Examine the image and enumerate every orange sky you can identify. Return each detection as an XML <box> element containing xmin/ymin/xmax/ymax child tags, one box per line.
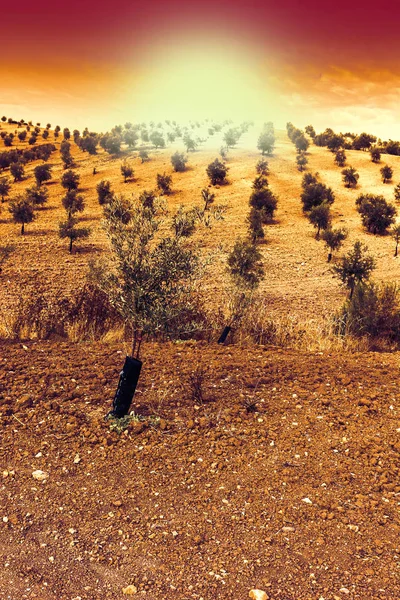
<box><xmin>2</xmin><ymin>0</ymin><xmax>400</xmax><ymax>137</ymax></box>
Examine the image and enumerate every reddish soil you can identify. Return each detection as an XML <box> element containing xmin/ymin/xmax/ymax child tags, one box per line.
<box><xmin>1</xmin><ymin>339</ymin><xmax>399</xmax><ymax>599</ymax></box>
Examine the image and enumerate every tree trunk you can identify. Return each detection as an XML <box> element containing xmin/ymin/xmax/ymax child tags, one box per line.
<box><xmin>218</xmin><ymin>326</ymin><xmax>232</xmax><ymax>344</ymax></box>
<box><xmin>69</xmin><ymin>237</ymin><xmax>73</xmax><ymax>252</ymax></box>
<box><xmin>327</xmin><ymin>252</ymin><xmax>332</xmax><ymax>263</ymax></box>
<box><xmin>350</xmin><ymin>285</ymin><xmax>354</xmax><ymax>299</ymax></box>
<box><xmin>21</xmin><ymin>223</ymin><xmax>24</xmax><ymax>235</ymax></box>
<box><xmin>395</xmin><ymin>242</ymin><xmax>398</xmax><ymax>258</ymax></box>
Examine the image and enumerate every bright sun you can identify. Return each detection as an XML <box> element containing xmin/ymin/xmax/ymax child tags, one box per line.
<box><xmin>127</xmin><ymin>40</ymin><xmax>276</xmax><ymax>123</ymax></box>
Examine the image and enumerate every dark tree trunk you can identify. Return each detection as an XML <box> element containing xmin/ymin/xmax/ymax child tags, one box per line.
<box><xmin>109</xmin><ymin>356</ymin><xmax>143</xmax><ymax>418</ymax></box>
<box><xmin>327</xmin><ymin>252</ymin><xmax>332</xmax><ymax>263</ymax></box>
<box><xmin>395</xmin><ymin>242</ymin><xmax>398</xmax><ymax>257</ymax></box>
<box><xmin>21</xmin><ymin>223</ymin><xmax>24</xmax><ymax>235</ymax></box>
<box><xmin>218</xmin><ymin>326</ymin><xmax>231</xmax><ymax>344</ymax></box>
<box><xmin>69</xmin><ymin>237</ymin><xmax>73</xmax><ymax>252</ymax></box>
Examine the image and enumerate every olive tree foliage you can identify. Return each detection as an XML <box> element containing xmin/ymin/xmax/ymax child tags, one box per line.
<box><xmin>10</xmin><ymin>162</ymin><xmax>24</xmax><ymax>182</ymax></box>
<box><xmin>342</xmin><ymin>166</ymin><xmax>359</xmax><ymax>188</ymax></box>
<box><xmin>8</xmin><ymin>196</ymin><xmax>35</xmax><ymax>234</ymax></box>
<box><xmin>61</xmin><ymin>169</ymin><xmax>80</xmax><ymax>191</ymax></box>
<box><xmin>334</xmin><ymin>150</ymin><xmax>346</xmax><ymax>167</ymax></box>
<box><xmin>370</xmin><ymin>147</ymin><xmax>381</xmax><ymax>163</ymax></box>
<box><xmin>257</xmin><ymin>125</ymin><xmax>275</xmax><ymax>155</ymax></box>
<box><xmin>171</xmin><ymin>151</ymin><xmax>188</xmax><ymax>172</ymax></box>
<box><xmin>0</xmin><ymin>177</ymin><xmax>10</xmax><ymax>201</ymax></box>
<box><xmin>392</xmin><ymin>224</ymin><xmax>400</xmax><ymax>257</ymax></box>
<box><xmin>34</xmin><ymin>163</ymin><xmax>52</xmax><ymax>185</ymax></box>
<box><xmin>256</xmin><ymin>159</ymin><xmax>269</xmax><ymax>175</ymax></box>
<box><xmin>321</xmin><ymin>227</ymin><xmax>348</xmax><ymax>262</ymax></box>
<box><xmin>394</xmin><ymin>184</ymin><xmax>400</xmax><ymax>203</ymax></box>
<box><xmin>381</xmin><ymin>164</ymin><xmax>393</xmax><ymax>183</ymax></box>
<box><xmin>333</xmin><ymin>241</ymin><xmax>375</xmax><ymax>298</ymax></box>
<box><xmin>356</xmin><ymin>194</ymin><xmax>397</xmax><ymax>234</ymax></box>
<box><xmin>26</xmin><ymin>185</ymin><xmax>49</xmax><ymax>208</ymax></box>
<box><xmin>97</xmin><ymin>179</ymin><xmax>113</xmax><ymax>205</ymax></box>
<box><xmin>301</xmin><ymin>173</ymin><xmax>335</xmax><ymax>212</ymax></box>
<box><xmin>308</xmin><ymin>202</ymin><xmax>331</xmax><ymax>239</ymax></box>
<box><xmin>121</xmin><ymin>160</ymin><xmax>134</xmax><ymax>182</ymax></box>
<box><xmin>206</xmin><ymin>159</ymin><xmax>228</xmax><ymax>185</ymax></box>
<box><xmin>59</xmin><ymin>217</ymin><xmax>90</xmax><ymax>253</ymax></box>
<box><xmin>88</xmin><ymin>201</ymin><xmax>200</xmax><ymax>356</ymax></box>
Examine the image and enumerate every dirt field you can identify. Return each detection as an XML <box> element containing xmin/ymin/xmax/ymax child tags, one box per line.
<box><xmin>1</xmin><ymin>339</ymin><xmax>400</xmax><ymax>600</ymax></box>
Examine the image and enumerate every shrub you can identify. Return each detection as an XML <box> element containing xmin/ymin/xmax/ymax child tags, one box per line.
<box><xmin>26</xmin><ymin>185</ymin><xmax>49</xmax><ymax>208</ymax></box>
<box><xmin>0</xmin><ymin>177</ymin><xmax>10</xmax><ymax>201</ymax></box>
<box><xmin>139</xmin><ymin>190</ymin><xmax>157</xmax><ymax>212</ymax></box>
<box><xmin>249</xmin><ymin>187</ymin><xmax>278</xmax><ymax>222</ymax></box>
<box><xmin>171</xmin><ymin>206</ymin><xmax>198</xmax><ymax>238</ymax></box>
<box><xmin>206</xmin><ymin>159</ymin><xmax>228</xmax><ymax>185</ymax></box>
<box><xmin>335</xmin><ymin>282</ymin><xmax>400</xmax><ymax>342</ymax></box>
<box><xmin>308</xmin><ymin>202</ymin><xmax>331</xmax><ymax>239</ymax></box>
<box><xmin>61</xmin><ymin>169</ymin><xmax>80</xmax><ymax>191</ymax></box>
<box><xmin>34</xmin><ymin>163</ymin><xmax>52</xmax><ymax>185</ymax></box>
<box><xmin>59</xmin><ymin>217</ymin><xmax>90</xmax><ymax>252</ymax></box>
<box><xmin>8</xmin><ymin>196</ymin><xmax>35</xmax><ymax>234</ymax></box>
<box><xmin>139</xmin><ymin>149</ymin><xmax>149</xmax><ymax>163</ymax></box>
<box><xmin>334</xmin><ymin>150</ymin><xmax>346</xmax><ymax>167</ymax></box>
<box><xmin>171</xmin><ymin>151</ymin><xmax>188</xmax><ymax>172</ymax></box>
<box><xmin>227</xmin><ymin>238</ymin><xmax>265</xmax><ymax>289</ymax></box>
<box><xmin>256</xmin><ymin>159</ymin><xmax>269</xmax><ymax>175</ymax></box>
<box><xmin>62</xmin><ymin>190</ymin><xmax>85</xmax><ymax>216</ymax></box>
<box><xmin>356</xmin><ymin>194</ymin><xmax>397</xmax><ymax>234</ymax></box>
<box><xmin>103</xmin><ymin>194</ymin><xmax>133</xmax><ymax>225</ymax></box>
<box><xmin>370</xmin><ymin>147</ymin><xmax>381</xmax><ymax>163</ymax></box>
<box><xmin>156</xmin><ymin>172</ymin><xmax>172</xmax><ymax>195</ymax></box>
<box><xmin>296</xmin><ymin>153</ymin><xmax>308</xmax><ymax>171</ymax></box>
<box><xmin>333</xmin><ymin>241</ymin><xmax>375</xmax><ymax>297</ymax></box>
<box><xmin>342</xmin><ymin>166</ymin><xmax>359</xmax><ymax>188</ymax></box>
<box><xmin>121</xmin><ymin>160</ymin><xmax>134</xmax><ymax>182</ymax></box>
<box><xmin>247</xmin><ymin>207</ymin><xmax>265</xmax><ymax>243</ymax></box>
<box><xmin>10</xmin><ymin>162</ymin><xmax>24</xmax><ymax>182</ymax></box>
<box><xmin>252</xmin><ymin>174</ymin><xmax>269</xmax><ymax>190</ymax></box>
<box><xmin>201</xmin><ymin>188</ymin><xmax>215</xmax><ymax>211</ymax></box>
<box><xmin>321</xmin><ymin>227</ymin><xmax>348</xmax><ymax>262</ymax></box>
<box><xmin>381</xmin><ymin>164</ymin><xmax>393</xmax><ymax>183</ymax></box>
<box><xmin>97</xmin><ymin>179</ymin><xmax>113</xmax><ymax>205</ymax></box>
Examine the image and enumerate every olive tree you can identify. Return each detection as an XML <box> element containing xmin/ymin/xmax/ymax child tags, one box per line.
<box><xmin>206</xmin><ymin>159</ymin><xmax>228</xmax><ymax>185</ymax></box>
<box><xmin>9</xmin><ymin>196</ymin><xmax>35</xmax><ymax>234</ymax></box>
<box><xmin>334</xmin><ymin>241</ymin><xmax>375</xmax><ymax>298</ymax></box>
<box><xmin>356</xmin><ymin>194</ymin><xmax>397</xmax><ymax>234</ymax></box>
<box><xmin>34</xmin><ymin>163</ymin><xmax>52</xmax><ymax>185</ymax></box>
<box><xmin>308</xmin><ymin>202</ymin><xmax>331</xmax><ymax>239</ymax></box>
<box><xmin>342</xmin><ymin>167</ymin><xmax>359</xmax><ymax>188</ymax></box>
<box><xmin>0</xmin><ymin>177</ymin><xmax>10</xmax><ymax>201</ymax></box>
<box><xmin>321</xmin><ymin>227</ymin><xmax>348</xmax><ymax>262</ymax></box>
<box><xmin>59</xmin><ymin>217</ymin><xmax>90</xmax><ymax>252</ymax></box>
<box><xmin>381</xmin><ymin>165</ymin><xmax>393</xmax><ymax>183</ymax></box>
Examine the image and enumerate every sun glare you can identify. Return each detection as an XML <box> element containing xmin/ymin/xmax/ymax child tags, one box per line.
<box><xmin>126</xmin><ymin>41</ymin><xmax>276</xmax><ymax>123</ymax></box>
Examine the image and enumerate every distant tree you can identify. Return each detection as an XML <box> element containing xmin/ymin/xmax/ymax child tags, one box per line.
<box><xmin>356</xmin><ymin>193</ymin><xmax>397</xmax><ymax>234</ymax></box>
<box><xmin>167</xmin><ymin>132</ymin><xmax>176</xmax><ymax>144</ymax></box>
<box><xmin>305</xmin><ymin>125</ymin><xmax>316</xmax><ymax>138</ymax></box>
<box><xmin>63</xmin><ymin>128</ymin><xmax>71</xmax><ymax>140</ymax></box>
<box><xmin>256</xmin><ymin>159</ymin><xmax>269</xmax><ymax>175</ymax></box>
<box><xmin>26</xmin><ymin>185</ymin><xmax>49</xmax><ymax>208</ymax></box>
<box><xmin>10</xmin><ymin>162</ymin><xmax>24</xmax><ymax>182</ymax></box>
<box><xmin>3</xmin><ymin>136</ymin><xmax>12</xmax><ymax>147</ymax></box>
<box><xmin>223</xmin><ymin>128</ymin><xmax>240</xmax><ymax>148</ymax></box>
<box><xmin>60</xmin><ymin>140</ymin><xmax>74</xmax><ymax>168</ymax></box>
<box><xmin>321</xmin><ymin>227</ymin><xmax>348</xmax><ymax>262</ymax></box>
<box><xmin>308</xmin><ymin>202</ymin><xmax>331</xmax><ymax>239</ymax></box>
<box><xmin>301</xmin><ymin>179</ymin><xmax>335</xmax><ymax>212</ymax></box>
<box><xmin>79</xmin><ymin>135</ymin><xmax>98</xmax><ymax>155</ymax></box>
<box><xmin>141</xmin><ymin>129</ymin><xmax>149</xmax><ymax>143</ymax></box>
<box><xmin>342</xmin><ymin>166</ymin><xmax>359</xmax><ymax>188</ymax></box>
<box><xmin>183</xmin><ymin>134</ymin><xmax>197</xmax><ymax>152</ymax></box>
<box><xmin>61</xmin><ymin>169</ymin><xmax>80</xmax><ymax>191</ymax></box>
<box><xmin>8</xmin><ymin>196</ymin><xmax>35</xmax><ymax>234</ymax></box>
<box><xmin>1</xmin><ymin>116</ymin><xmax>6</xmax><ymax>122</ymax></box>
<box><xmin>156</xmin><ymin>172</ymin><xmax>172</xmax><ymax>195</ymax></box>
<box><xmin>370</xmin><ymin>147</ymin><xmax>381</xmax><ymax>163</ymax></box>
<box><xmin>206</xmin><ymin>158</ymin><xmax>228</xmax><ymax>185</ymax></box>
<box><xmin>62</xmin><ymin>189</ymin><xmax>85</xmax><ymax>216</ymax></box>
<box><xmin>334</xmin><ymin>241</ymin><xmax>375</xmax><ymax>297</ymax></box>
<box><xmin>247</xmin><ymin>207</ymin><xmax>265</xmax><ymax>243</ymax></box>
<box><xmin>18</xmin><ymin>131</ymin><xmax>27</xmax><ymax>142</ymax></box>
<box><xmin>105</xmin><ymin>135</ymin><xmax>122</xmax><ymax>155</ymax></box>
<box><xmin>327</xmin><ymin>134</ymin><xmax>344</xmax><ymax>153</ymax></box>
<box><xmin>294</xmin><ymin>134</ymin><xmax>309</xmax><ymax>154</ymax></box>
<box><xmin>334</xmin><ymin>149</ymin><xmax>346</xmax><ymax>167</ymax></box>
<box><xmin>28</xmin><ymin>135</ymin><xmax>37</xmax><ymax>145</ymax></box>
<box><xmin>42</xmin><ymin>130</ymin><xmax>49</xmax><ymax>140</ymax></box>
<box><xmin>59</xmin><ymin>216</ymin><xmax>90</xmax><ymax>252</ymax></box>
<box><xmin>34</xmin><ymin>163</ymin><xmax>52</xmax><ymax>185</ymax></box>
<box><xmin>171</xmin><ymin>151</ymin><xmax>188</xmax><ymax>172</ymax></box>
<box><xmin>394</xmin><ymin>183</ymin><xmax>400</xmax><ymax>203</ymax></box>
<box><xmin>381</xmin><ymin>164</ymin><xmax>393</xmax><ymax>183</ymax></box>
<box><xmin>0</xmin><ymin>177</ymin><xmax>10</xmax><ymax>201</ymax></box>
<box><xmin>352</xmin><ymin>133</ymin><xmax>376</xmax><ymax>151</ymax></box>
<box><xmin>96</xmin><ymin>179</ymin><xmax>113</xmax><ymax>205</ymax></box>
<box><xmin>257</xmin><ymin>129</ymin><xmax>275</xmax><ymax>155</ymax></box>
<box><xmin>139</xmin><ymin>149</ymin><xmax>149</xmax><ymax>163</ymax></box>
<box><xmin>296</xmin><ymin>153</ymin><xmax>308</xmax><ymax>171</ymax></box>
<box><xmin>149</xmin><ymin>131</ymin><xmax>166</xmax><ymax>149</ymax></box>
<box><xmin>124</xmin><ymin>129</ymin><xmax>138</xmax><ymax>148</ymax></box>
<box><xmin>54</xmin><ymin>125</ymin><xmax>61</xmax><ymax>134</ymax></box>
<box><xmin>392</xmin><ymin>224</ymin><xmax>400</xmax><ymax>257</ymax></box>
<box><xmin>201</xmin><ymin>188</ymin><xmax>215</xmax><ymax>211</ymax></box>
<box><xmin>121</xmin><ymin>160</ymin><xmax>134</xmax><ymax>182</ymax></box>
<box><xmin>249</xmin><ymin>187</ymin><xmax>278</xmax><ymax>222</ymax></box>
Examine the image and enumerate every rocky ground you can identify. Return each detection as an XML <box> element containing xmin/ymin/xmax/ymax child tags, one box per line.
<box><xmin>1</xmin><ymin>339</ymin><xmax>399</xmax><ymax>599</ymax></box>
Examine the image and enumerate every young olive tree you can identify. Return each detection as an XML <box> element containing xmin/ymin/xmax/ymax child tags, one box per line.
<box><xmin>334</xmin><ymin>241</ymin><xmax>375</xmax><ymax>298</ymax></box>
<box><xmin>381</xmin><ymin>165</ymin><xmax>393</xmax><ymax>183</ymax></box>
<box><xmin>9</xmin><ymin>196</ymin><xmax>35</xmax><ymax>234</ymax></box>
<box><xmin>59</xmin><ymin>217</ymin><xmax>90</xmax><ymax>252</ymax></box>
<box><xmin>321</xmin><ymin>227</ymin><xmax>348</xmax><ymax>262</ymax></box>
<box><xmin>0</xmin><ymin>177</ymin><xmax>10</xmax><ymax>201</ymax></box>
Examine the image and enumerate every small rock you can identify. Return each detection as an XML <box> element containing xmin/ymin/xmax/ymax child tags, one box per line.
<box><xmin>302</xmin><ymin>497</ymin><xmax>312</xmax><ymax>504</ymax></box>
<box><xmin>32</xmin><ymin>470</ymin><xmax>49</xmax><ymax>481</ymax></box>
<box><xmin>339</xmin><ymin>588</ymin><xmax>350</xmax><ymax>595</ymax></box>
<box><xmin>249</xmin><ymin>590</ymin><xmax>268</xmax><ymax>600</ymax></box>
<box><xmin>122</xmin><ymin>584</ymin><xmax>137</xmax><ymax>595</ymax></box>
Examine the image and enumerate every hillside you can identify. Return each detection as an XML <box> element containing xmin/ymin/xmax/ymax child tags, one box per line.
<box><xmin>1</xmin><ymin>122</ymin><xmax>400</xmax><ymax>339</ymax></box>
